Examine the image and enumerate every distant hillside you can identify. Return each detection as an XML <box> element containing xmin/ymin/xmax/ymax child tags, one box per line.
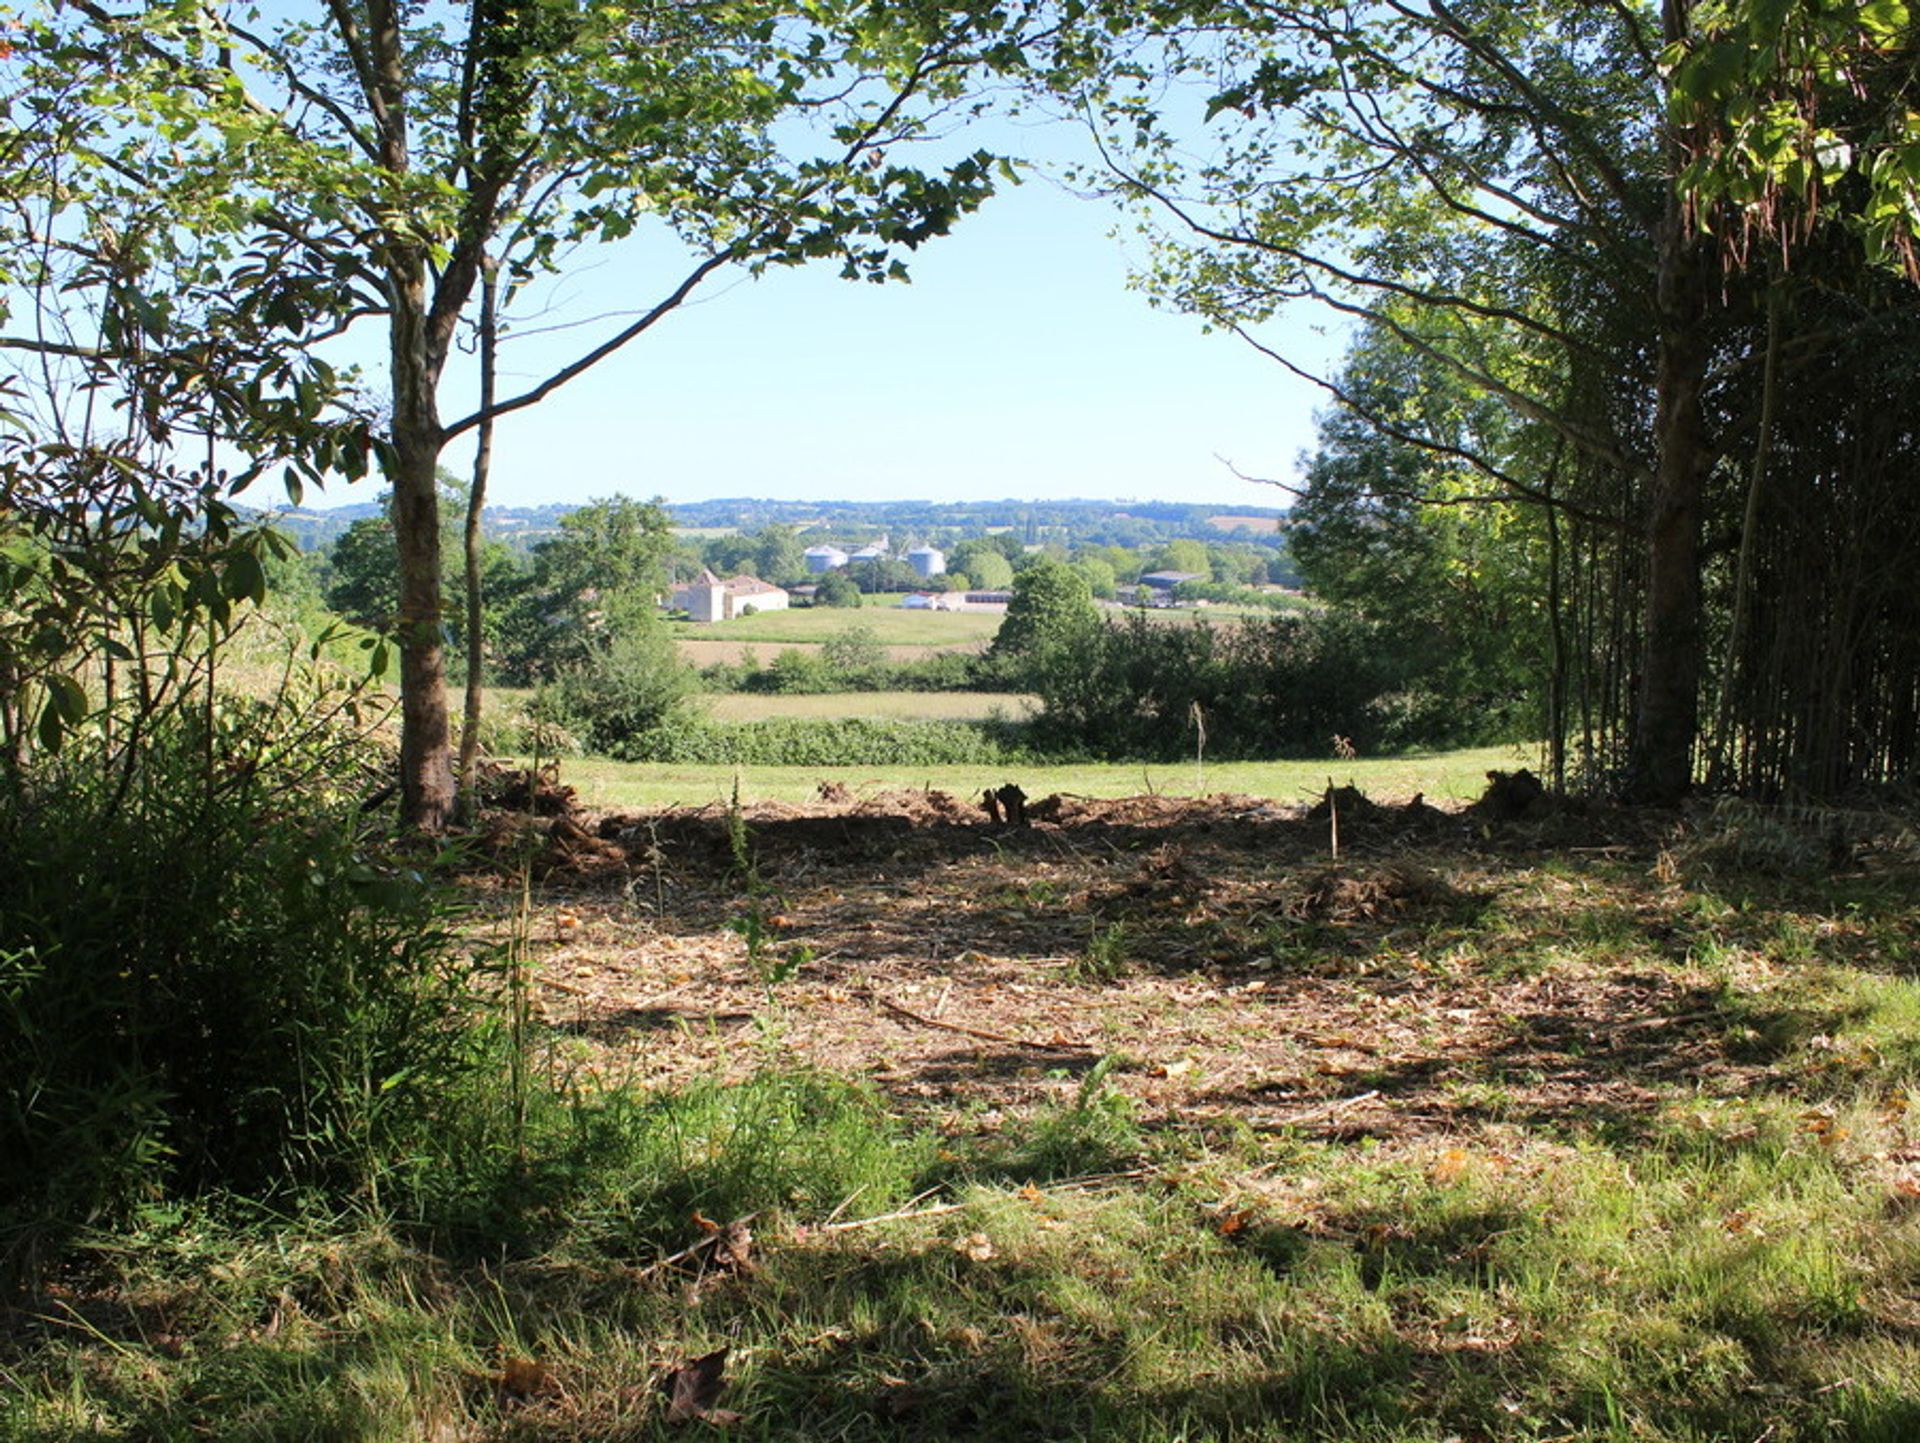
<box><xmin>264</xmin><ymin>502</ymin><xmax>577</xmax><ymax>552</ymax></box>
<box><xmin>265</xmin><ymin>496</ymin><xmax>1291</xmax><ymax>553</ymax></box>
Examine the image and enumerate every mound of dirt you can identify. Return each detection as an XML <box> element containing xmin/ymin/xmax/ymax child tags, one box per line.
<box><xmin>1289</xmin><ymin>863</ymin><xmax>1459</xmax><ymax>921</ymax></box>
<box><xmin>1089</xmin><ymin>843</ymin><xmax>1215</xmax><ymax>917</ymax></box>
<box><xmin>1470</xmin><ymin>768</ymin><xmax>1550</xmax><ymax>822</ymax></box>
<box><xmin>1307</xmin><ymin>782</ymin><xmax>1381</xmax><ymax>823</ymax></box>
<box><xmin>475</xmin><ymin>761</ymin><xmax>578</xmax><ymax>817</ymax></box>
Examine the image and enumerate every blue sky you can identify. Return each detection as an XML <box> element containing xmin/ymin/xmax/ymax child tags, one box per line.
<box><xmin>331</xmin><ymin>135</ymin><xmax>1343</xmax><ymax>514</ymax></box>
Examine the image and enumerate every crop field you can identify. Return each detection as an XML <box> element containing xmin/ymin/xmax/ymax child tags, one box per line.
<box><xmin>675</xmin><ymin>638</ymin><xmax>961</xmax><ymax>666</ymax></box>
<box><xmin>668</xmin><ymin>605</ymin><xmax>1003</xmax><ymax>648</ymax></box>
<box><xmin>1205</xmin><ymin>513</ymin><xmax>1285</xmax><ymax>532</ymax></box>
<box><xmin>699</xmin><ymin>690</ymin><xmax>1035</xmax><ymax>723</ymax></box>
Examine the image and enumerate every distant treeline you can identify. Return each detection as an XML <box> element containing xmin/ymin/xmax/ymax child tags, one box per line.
<box><xmin>262</xmin><ymin>494</ymin><xmax>1293</xmax><ymax>558</ymax></box>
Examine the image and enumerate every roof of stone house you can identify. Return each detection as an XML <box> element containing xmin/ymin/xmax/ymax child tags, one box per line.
<box><xmin>723</xmin><ymin>575</ymin><xmax>786</xmax><ymax>595</ymax></box>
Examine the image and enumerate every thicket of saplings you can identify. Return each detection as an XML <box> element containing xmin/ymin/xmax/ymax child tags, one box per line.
<box><xmin>521</xmin><ymin>607</ymin><xmax>1526</xmax><ymax>768</ymax></box>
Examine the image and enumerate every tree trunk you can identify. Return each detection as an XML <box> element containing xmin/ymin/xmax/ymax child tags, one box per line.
<box><xmin>389</xmin><ymin>255</ymin><xmax>455</xmax><ymax>831</ymax></box>
<box><xmin>1629</xmin><ymin>0</ymin><xmax>1713</xmax><ymax>804</ymax></box>
<box><xmin>1629</xmin><ymin>198</ymin><xmax>1711</xmax><ymax>803</ymax></box>
<box><xmin>456</xmin><ymin>259</ymin><xmax>499</xmax><ymax>823</ymax></box>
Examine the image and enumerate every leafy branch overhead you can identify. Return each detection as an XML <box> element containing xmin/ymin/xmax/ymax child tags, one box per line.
<box><xmin>2</xmin><ymin>0</ymin><xmax>1069</xmax><ymax>826</ymax></box>
<box><xmin>1665</xmin><ymin>0</ymin><xmax>1920</xmax><ymax>278</ymax></box>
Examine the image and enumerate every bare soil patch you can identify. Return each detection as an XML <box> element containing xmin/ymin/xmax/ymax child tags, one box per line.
<box><xmin>471</xmin><ymin>775</ymin><xmax>1865</xmax><ymax>1155</ymax></box>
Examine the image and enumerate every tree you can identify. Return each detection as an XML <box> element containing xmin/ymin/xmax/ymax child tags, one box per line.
<box><xmin>1082</xmin><ymin>0</ymin><xmax>1920</xmax><ymax>798</ymax></box>
<box><xmin>31</xmin><ymin>0</ymin><xmax>1059</xmax><ymax>828</ymax></box>
<box><xmin>991</xmin><ymin>556</ymin><xmax>1100</xmax><ymax>681</ymax></box>
<box><xmin>1668</xmin><ymin>0</ymin><xmax>1920</xmax><ymax>281</ymax></box>
<box><xmin>1291</xmin><ymin>332</ymin><xmax>1547</xmax><ymax>743</ymax></box>
<box><xmin>325</xmin><ymin>517</ymin><xmax>403</xmax><ymax>633</ymax></box>
<box><xmin>966</xmin><ymin>550</ymin><xmax>1016</xmax><ymax>591</ymax></box>
<box><xmin>847</xmin><ymin>558</ymin><xmax>920</xmax><ymax>593</ymax></box>
<box><xmin>1074</xmin><ymin>556</ymin><xmax>1119</xmax><ymax>599</ymax></box>
<box><xmin>814</xmin><ymin>571</ymin><xmax>864</xmax><ymax>608</ymax></box>
<box><xmin>499</xmin><ymin>497</ymin><xmax>674</xmax><ymax>682</ymax></box>
<box><xmin>1068</xmin><ymin>0</ymin><xmax>1777</xmax><ymax>799</ymax></box>
<box><xmin>752</xmin><ymin>526</ymin><xmax>807</xmax><ymax>588</ymax></box>
<box><xmin>951</xmin><ymin>536</ymin><xmax>1024</xmax><ymax>580</ymax></box>
<box><xmin>1153</xmin><ymin>540</ymin><xmax>1210</xmax><ymax>576</ymax></box>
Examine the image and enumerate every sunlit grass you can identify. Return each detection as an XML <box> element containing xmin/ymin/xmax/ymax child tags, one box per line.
<box><xmin>552</xmin><ymin>743</ymin><xmax>1531</xmax><ymax>810</ymax></box>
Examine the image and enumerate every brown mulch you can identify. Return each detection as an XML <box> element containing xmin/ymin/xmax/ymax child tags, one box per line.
<box><xmin>463</xmin><ymin>776</ymin><xmax>1766</xmax><ymax>1151</ymax></box>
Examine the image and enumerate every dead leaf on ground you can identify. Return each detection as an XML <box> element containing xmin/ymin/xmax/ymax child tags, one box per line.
<box><xmin>498</xmin><ymin>1354</ymin><xmax>558</xmax><ymax>1399</ymax></box>
<box><xmin>662</xmin><ymin>1347</ymin><xmax>743</xmax><ymax>1427</ymax></box>
<box><xmin>953</xmin><ymin>1232</ymin><xmax>996</xmax><ymax>1262</ymax></box>
<box><xmin>717</xmin><ymin>1220</ymin><xmax>755</xmax><ymax>1272</ymax></box>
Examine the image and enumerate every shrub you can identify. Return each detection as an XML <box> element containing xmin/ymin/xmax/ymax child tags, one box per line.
<box><xmin>0</xmin><ymin>691</ymin><xmax>484</xmax><ymax>1243</ymax></box>
<box><xmin>1030</xmin><ymin>609</ymin><xmax>1510</xmax><ymax>760</ymax></box>
<box><xmin>821</xmin><ymin>624</ymin><xmax>886</xmax><ymax>673</ymax></box>
<box><xmin>610</xmin><ymin>716</ymin><xmax>1024</xmax><ymax>766</ymax></box>
<box><xmin>764</xmin><ymin>647</ymin><xmax>837</xmax><ymax>694</ymax></box>
<box><xmin>546</xmin><ymin>625</ymin><xmax>694</xmax><ymax>753</ymax></box>
<box><xmin>707</xmin><ymin>647</ymin><xmax>988</xmax><ymax>695</ymax></box>
<box><xmin>814</xmin><ymin>572</ymin><xmax>862</xmax><ymax>607</ymax></box>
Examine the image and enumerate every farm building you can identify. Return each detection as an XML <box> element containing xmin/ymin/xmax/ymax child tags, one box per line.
<box><xmin>803</xmin><ymin>545</ymin><xmax>849</xmax><ymax>573</ymax></box>
<box><xmin>907</xmin><ymin>545</ymin><xmax>946</xmax><ymax>578</ymax></box>
<box><xmin>671</xmin><ymin>570</ymin><xmax>791</xmax><ymax>622</ymax></box>
<box><xmin>1138</xmin><ymin>570</ymin><xmax>1206</xmax><ymax>592</ymax></box>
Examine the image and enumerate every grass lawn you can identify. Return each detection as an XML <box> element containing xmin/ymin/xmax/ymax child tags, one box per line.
<box><xmin>700</xmin><ymin>690</ymin><xmax>1036</xmax><ymax>723</ymax></box>
<box><xmin>15</xmin><ymin>780</ymin><xmax>1920</xmax><ymax>1441</ymax></box>
<box><xmin>553</xmin><ymin>743</ymin><xmax>1528</xmax><ymax>810</ymax></box>
<box><xmin>669</xmin><ymin>604</ymin><xmax>1002</xmax><ymax>648</ymax></box>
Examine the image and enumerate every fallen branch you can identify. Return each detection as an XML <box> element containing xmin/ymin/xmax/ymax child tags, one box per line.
<box><xmin>813</xmin><ymin>1198</ymin><xmax>972</xmax><ymax>1234</ymax></box>
<box><xmin>809</xmin><ymin>1168</ymin><xmax>1158</xmax><ymax>1236</ymax></box>
<box><xmin>875</xmin><ymin>993</ymin><xmax>1093</xmax><ymax>1050</ymax></box>
<box><xmin>1610</xmin><ymin>1009</ymin><xmax>1717</xmax><ymax>1034</ymax></box>
<box><xmin>628</xmin><ymin>1212</ymin><xmax>758</xmax><ymax>1281</ymax></box>
<box><xmin>1264</xmin><ymin>1090</ymin><xmax>1382</xmax><ymax>1130</ymax></box>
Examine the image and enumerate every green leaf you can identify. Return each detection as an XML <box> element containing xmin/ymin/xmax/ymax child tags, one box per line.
<box><xmin>1860</xmin><ymin>0</ymin><xmax>1908</xmax><ymax>42</ymax></box>
<box><xmin>37</xmin><ymin>699</ymin><xmax>64</xmax><ymax>755</ymax></box>
<box><xmin>47</xmin><ymin>673</ymin><xmax>87</xmax><ymax>723</ymax></box>
<box><xmin>224</xmin><ymin>548</ymin><xmax>267</xmax><ymax>604</ymax></box>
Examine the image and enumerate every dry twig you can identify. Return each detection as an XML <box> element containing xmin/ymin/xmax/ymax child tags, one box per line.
<box><xmin>875</xmin><ymin>993</ymin><xmax>1093</xmax><ymax>1050</ymax></box>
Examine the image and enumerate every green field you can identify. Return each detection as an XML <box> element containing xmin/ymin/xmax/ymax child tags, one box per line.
<box><xmin>553</xmin><ymin>744</ymin><xmax>1527</xmax><ymax>810</ymax></box>
<box><xmin>700</xmin><ymin>690</ymin><xmax>1034</xmax><ymax>722</ymax></box>
<box><xmin>668</xmin><ymin>603</ymin><xmax>1002</xmax><ymax>648</ymax></box>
